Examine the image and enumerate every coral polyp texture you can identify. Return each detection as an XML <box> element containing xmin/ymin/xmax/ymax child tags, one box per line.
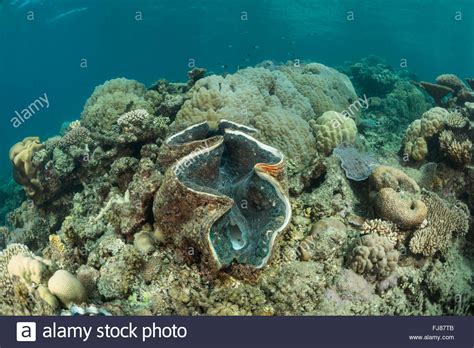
<box><xmin>369</xmin><ymin>166</ymin><xmax>427</xmax><ymax>229</ymax></box>
<box><xmin>1</xmin><ymin>59</ymin><xmax>473</xmax><ymax>316</ymax></box>
<box><xmin>9</xmin><ymin>137</ymin><xmax>43</xmax><ymax>198</ymax></box>
<box><xmin>153</xmin><ymin>120</ymin><xmax>291</xmax><ymax>273</ymax></box>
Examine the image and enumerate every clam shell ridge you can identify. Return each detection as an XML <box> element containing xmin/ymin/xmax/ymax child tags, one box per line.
<box><xmin>152</xmin><ymin>120</ymin><xmax>291</xmax><ymax>271</ymax></box>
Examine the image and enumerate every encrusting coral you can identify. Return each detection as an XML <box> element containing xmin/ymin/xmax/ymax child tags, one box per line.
<box><xmin>299</xmin><ymin>217</ymin><xmax>348</xmax><ymax>261</ymax></box>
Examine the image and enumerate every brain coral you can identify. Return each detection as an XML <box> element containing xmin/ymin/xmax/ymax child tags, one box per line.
<box><xmin>310</xmin><ymin>111</ymin><xmax>357</xmax><ymax>155</ymax></box>
<box><xmin>409</xmin><ymin>191</ymin><xmax>469</xmax><ymax>256</ymax></box>
<box><xmin>402</xmin><ymin>107</ymin><xmax>449</xmax><ymax>161</ymax></box>
<box><xmin>81</xmin><ymin>78</ymin><xmax>160</xmax><ymax>133</ymax></box>
<box><xmin>48</xmin><ymin>270</ymin><xmax>87</xmax><ymax>307</ymax></box>
<box><xmin>172</xmin><ymin>62</ymin><xmax>358</xmax><ymax>170</ymax></box>
<box><xmin>370</xmin><ymin>166</ymin><xmax>427</xmax><ymax>229</ymax></box>
<box><xmin>9</xmin><ymin>137</ymin><xmax>43</xmax><ymax>198</ymax></box>
<box><xmin>349</xmin><ymin>234</ymin><xmax>399</xmax><ymax>278</ymax></box>
<box><xmin>0</xmin><ymin>244</ymin><xmax>33</xmax><ymax>298</ymax></box>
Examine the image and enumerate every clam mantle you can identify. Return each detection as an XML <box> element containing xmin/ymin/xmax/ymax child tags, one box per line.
<box><xmin>153</xmin><ymin>120</ymin><xmax>291</xmax><ymax>272</ymax></box>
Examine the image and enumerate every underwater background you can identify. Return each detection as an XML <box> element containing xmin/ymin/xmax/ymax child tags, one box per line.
<box><xmin>1</xmin><ymin>0</ymin><xmax>473</xmax><ymax>178</ymax></box>
<box><xmin>0</xmin><ymin>0</ymin><xmax>473</xmax><ymax>316</ymax></box>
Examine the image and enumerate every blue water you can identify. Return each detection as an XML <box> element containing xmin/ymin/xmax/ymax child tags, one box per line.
<box><xmin>1</xmin><ymin>0</ymin><xmax>473</xmax><ymax>178</ymax></box>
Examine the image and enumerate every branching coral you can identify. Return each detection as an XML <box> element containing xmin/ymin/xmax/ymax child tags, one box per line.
<box><xmin>445</xmin><ymin>112</ymin><xmax>468</xmax><ymax>129</ymax></box>
<box><xmin>116</xmin><ymin>109</ymin><xmax>169</xmax><ymax>144</ymax></box>
<box><xmin>409</xmin><ymin>191</ymin><xmax>469</xmax><ymax>256</ymax></box>
<box><xmin>361</xmin><ymin>219</ymin><xmax>399</xmax><ymax>246</ymax></box>
<box><xmin>438</xmin><ymin>130</ymin><xmax>472</xmax><ymax>167</ymax></box>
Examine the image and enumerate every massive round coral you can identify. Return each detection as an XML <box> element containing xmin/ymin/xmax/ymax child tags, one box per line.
<box><xmin>370</xmin><ymin>166</ymin><xmax>427</xmax><ymax>229</ymax></box>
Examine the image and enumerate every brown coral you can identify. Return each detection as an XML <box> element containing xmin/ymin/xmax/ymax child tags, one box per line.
<box><xmin>310</xmin><ymin>111</ymin><xmax>357</xmax><ymax>155</ymax></box>
<box><xmin>439</xmin><ymin>130</ymin><xmax>472</xmax><ymax>167</ymax></box>
<box><xmin>419</xmin><ymin>81</ymin><xmax>453</xmax><ymax>105</ymax></box>
<box><xmin>361</xmin><ymin>219</ymin><xmax>399</xmax><ymax>246</ymax></box>
<box><xmin>435</xmin><ymin>74</ymin><xmax>465</xmax><ymax>93</ymax></box>
<box><xmin>409</xmin><ymin>191</ymin><xmax>469</xmax><ymax>256</ymax></box>
<box><xmin>402</xmin><ymin>107</ymin><xmax>449</xmax><ymax>161</ymax></box>
<box><xmin>370</xmin><ymin>166</ymin><xmax>427</xmax><ymax>229</ymax></box>
<box><xmin>445</xmin><ymin>112</ymin><xmax>468</xmax><ymax>129</ymax></box>
<box><xmin>348</xmin><ymin>234</ymin><xmax>399</xmax><ymax>278</ymax></box>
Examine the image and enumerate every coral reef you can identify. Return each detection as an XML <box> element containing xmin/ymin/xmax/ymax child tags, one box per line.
<box><xmin>0</xmin><ymin>59</ymin><xmax>472</xmax><ymax>317</ymax></box>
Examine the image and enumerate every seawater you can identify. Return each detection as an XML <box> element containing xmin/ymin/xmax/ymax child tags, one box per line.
<box><xmin>0</xmin><ymin>0</ymin><xmax>473</xmax><ymax>178</ymax></box>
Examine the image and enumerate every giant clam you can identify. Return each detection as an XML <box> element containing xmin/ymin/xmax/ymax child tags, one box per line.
<box><xmin>153</xmin><ymin>120</ymin><xmax>291</xmax><ymax>273</ymax></box>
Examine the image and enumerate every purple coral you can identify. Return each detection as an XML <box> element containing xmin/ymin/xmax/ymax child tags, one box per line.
<box><xmin>333</xmin><ymin>144</ymin><xmax>377</xmax><ymax>181</ymax></box>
